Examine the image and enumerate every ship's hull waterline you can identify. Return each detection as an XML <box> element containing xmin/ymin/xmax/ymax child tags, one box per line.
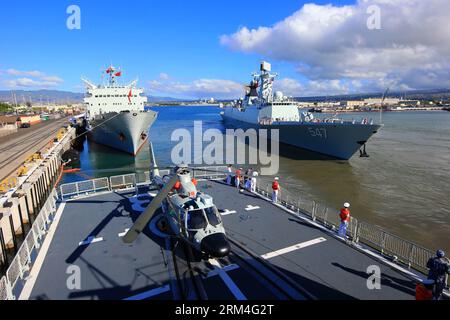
<box><xmin>87</xmin><ymin>111</ymin><xmax>157</xmax><ymax>156</ymax></box>
<box><xmin>221</xmin><ymin>115</ymin><xmax>382</xmax><ymax>160</ymax></box>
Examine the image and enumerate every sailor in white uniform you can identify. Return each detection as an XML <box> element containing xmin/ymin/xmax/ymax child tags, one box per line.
<box><xmin>226</xmin><ymin>165</ymin><xmax>233</xmax><ymax>185</ymax></box>
<box><xmin>251</xmin><ymin>171</ymin><xmax>258</xmax><ymax>192</ymax></box>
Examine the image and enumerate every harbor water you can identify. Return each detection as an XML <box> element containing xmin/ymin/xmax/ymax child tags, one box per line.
<box><xmin>61</xmin><ymin>107</ymin><xmax>450</xmax><ymax>253</ymax></box>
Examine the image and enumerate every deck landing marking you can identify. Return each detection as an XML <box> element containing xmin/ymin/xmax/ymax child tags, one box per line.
<box><xmin>261</xmin><ymin>237</ymin><xmax>327</xmax><ymax>260</ymax></box>
<box><xmin>204</xmin><ymin>264</ymin><xmax>240</xmax><ymax>278</ymax></box>
<box><xmin>78</xmin><ymin>236</ymin><xmax>104</xmax><ymax>246</ymax></box>
<box><xmin>208</xmin><ymin>259</ymin><xmax>247</xmax><ymax>300</ymax></box>
<box><xmin>245</xmin><ymin>205</ymin><xmax>260</xmax><ymax>211</ymax></box>
<box><xmin>123</xmin><ymin>284</ymin><xmax>171</xmax><ymax>300</ymax></box>
<box><xmin>221</xmin><ymin>209</ymin><xmax>236</xmax><ymax>216</ymax></box>
<box><xmin>118</xmin><ymin>229</ymin><xmax>130</xmax><ymax>237</ymax></box>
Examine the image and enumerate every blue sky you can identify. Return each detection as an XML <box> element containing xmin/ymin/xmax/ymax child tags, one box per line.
<box><xmin>0</xmin><ymin>0</ymin><xmax>448</xmax><ymax>98</ymax></box>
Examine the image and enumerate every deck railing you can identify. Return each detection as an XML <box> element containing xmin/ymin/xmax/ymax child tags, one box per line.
<box><xmin>59</xmin><ymin>168</ymin><xmax>228</xmax><ymax>200</ymax></box>
<box><xmin>0</xmin><ymin>189</ymin><xmax>58</xmax><ymax>300</ymax></box>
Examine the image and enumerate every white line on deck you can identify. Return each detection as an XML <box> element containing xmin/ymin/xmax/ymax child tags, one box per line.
<box><xmin>220</xmin><ymin>209</ymin><xmax>237</xmax><ymax>216</ymax></box>
<box><xmin>118</xmin><ymin>229</ymin><xmax>130</xmax><ymax>237</ymax></box>
<box><xmin>261</xmin><ymin>237</ymin><xmax>327</xmax><ymax>260</ymax></box>
<box><xmin>123</xmin><ymin>284</ymin><xmax>171</xmax><ymax>300</ymax></box>
<box><xmin>209</xmin><ymin>259</ymin><xmax>247</xmax><ymax>300</ymax></box>
<box><xmin>78</xmin><ymin>236</ymin><xmax>104</xmax><ymax>246</ymax></box>
<box><xmin>19</xmin><ymin>202</ymin><xmax>66</xmax><ymax>300</ymax></box>
<box><xmin>245</xmin><ymin>205</ymin><xmax>260</xmax><ymax>211</ymax></box>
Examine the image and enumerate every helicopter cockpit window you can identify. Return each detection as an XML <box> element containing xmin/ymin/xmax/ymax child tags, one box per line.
<box><xmin>186</xmin><ymin>209</ymin><xmax>207</xmax><ymax>230</ymax></box>
<box><xmin>204</xmin><ymin>206</ymin><xmax>221</xmax><ymax>226</ymax></box>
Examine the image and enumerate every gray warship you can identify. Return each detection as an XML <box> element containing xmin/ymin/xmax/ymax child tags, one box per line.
<box><xmin>221</xmin><ymin>61</ymin><xmax>382</xmax><ymax>160</ymax></box>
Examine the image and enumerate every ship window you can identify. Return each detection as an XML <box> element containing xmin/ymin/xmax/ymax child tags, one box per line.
<box><xmin>186</xmin><ymin>209</ymin><xmax>207</xmax><ymax>230</ymax></box>
<box><xmin>204</xmin><ymin>206</ymin><xmax>221</xmax><ymax>226</ymax></box>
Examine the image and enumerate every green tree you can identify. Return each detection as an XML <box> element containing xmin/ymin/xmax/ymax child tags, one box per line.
<box><xmin>0</xmin><ymin>102</ymin><xmax>12</xmax><ymax>113</ymax></box>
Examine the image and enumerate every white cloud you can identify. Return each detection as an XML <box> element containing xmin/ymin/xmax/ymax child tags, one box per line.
<box><xmin>221</xmin><ymin>0</ymin><xmax>450</xmax><ymax>93</ymax></box>
<box><xmin>4</xmin><ymin>77</ymin><xmax>62</xmax><ymax>89</ymax></box>
<box><xmin>6</xmin><ymin>69</ymin><xmax>45</xmax><ymax>77</ymax></box>
<box><xmin>274</xmin><ymin>78</ymin><xmax>304</xmax><ymax>96</ymax></box>
<box><xmin>158</xmin><ymin>73</ymin><xmax>170</xmax><ymax>80</ymax></box>
<box><xmin>40</xmin><ymin>75</ymin><xmax>63</xmax><ymax>83</ymax></box>
<box><xmin>275</xmin><ymin>77</ymin><xmax>352</xmax><ymax>97</ymax></box>
<box><xmin>1</xmin><ymin>68</ymin><xmax>64</xmax><ymax>89</ymax></box>
<box><xmin>148</xmin><ymin>78</ymin><xmax>243</xmax><ymax>99</ymax></box>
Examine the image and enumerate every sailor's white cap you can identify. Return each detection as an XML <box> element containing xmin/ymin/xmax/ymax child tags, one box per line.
<box><xmin>253</xmin><ymin>171</ymin><xmax>258</xmax><ymax>176</ymax></box>
<box><xmin>344</xmin><ymin>202</ymin><xmax>350</xmax><ymax>208</ymax></box>
<box><xmin>274</xmin><ymin>177</ymin><xmax>279</xmax><ymax>180</ymax></box>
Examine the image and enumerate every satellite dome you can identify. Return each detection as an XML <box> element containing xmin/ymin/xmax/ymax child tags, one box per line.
<box><xmin>275</xmin><ymin>91</ymin><xmax>284</xmax><ymax>101</ymax></box>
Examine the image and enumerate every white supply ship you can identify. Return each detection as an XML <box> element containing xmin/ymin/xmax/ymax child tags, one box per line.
<box><xmin>82</xmin><ymin>66</ymin><xmax>157</xmax><ymax>156</ymax></box>
<box><xmin>221</xmin><ymin>61</ymin><xmax>382</xmax><ymax>160</ymax></box>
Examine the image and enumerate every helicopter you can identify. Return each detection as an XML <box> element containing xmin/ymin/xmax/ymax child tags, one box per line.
<box><xmin>122</xmin><ymin>143</ymin><xmax>231</xmax><ymax>259</ymax></box>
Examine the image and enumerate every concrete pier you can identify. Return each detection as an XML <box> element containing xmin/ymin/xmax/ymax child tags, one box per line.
<box><xmin>0</xmin><ymin>126</ymin><xmax>75</xmax><ymax>271</ymax></box>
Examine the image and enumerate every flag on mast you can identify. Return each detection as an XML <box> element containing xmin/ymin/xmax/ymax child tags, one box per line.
<box><xmin>128</xmin><ymin>89</ymin><xmax>132</xmax><ymax>103</ymax></box>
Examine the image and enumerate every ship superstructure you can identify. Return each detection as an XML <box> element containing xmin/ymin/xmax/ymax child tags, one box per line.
<box><xmin>221</xmin><ymin>62</ymin><xmax>382</xmax><ymax>160</ymax></box>
<box><xmin>83</xmin><ymin>66</ymin><xmax>157</xmax><ymax>155</ymax></box>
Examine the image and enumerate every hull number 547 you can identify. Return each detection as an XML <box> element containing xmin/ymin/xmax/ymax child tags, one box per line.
<box><xmin>308</xmin><ymin>127</ymin><xmax>327</xmax><ymax>139</ymax></box>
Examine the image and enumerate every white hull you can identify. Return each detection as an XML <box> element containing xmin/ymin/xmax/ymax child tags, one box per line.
<box><xmin>87</xmin><ymin>111</ymin><xmax>157</xmax><ymax>155</ymax></box>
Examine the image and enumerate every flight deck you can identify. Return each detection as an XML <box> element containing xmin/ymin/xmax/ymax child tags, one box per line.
<box><xmin>18</xmin><ymin>179</ymin><xmax>422</xmax><ymax>300</ymax></box>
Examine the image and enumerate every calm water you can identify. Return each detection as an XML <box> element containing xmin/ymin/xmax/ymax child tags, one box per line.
<box><xmin>62</xmin><ymin>107</ymin><xmax>450</xmax><ymax>252</ymax></box>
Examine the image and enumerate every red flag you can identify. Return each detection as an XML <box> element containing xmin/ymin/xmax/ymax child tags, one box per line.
<box><xmin>114</xmin><ymin>71</ymin><xmax>122</xmax><ymax>77</ymax></box>
<box><xmin>128</xmin><ymin>89</ymin><xmax>132</xmax><ymax>103</ymax></box>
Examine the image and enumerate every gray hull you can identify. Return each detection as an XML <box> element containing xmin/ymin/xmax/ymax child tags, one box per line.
<box><xmin>87</xmin><ymin>111</ymin><xmax>157</xmax><ymax>156</ymax></box>
<box><xmin>222</xmin><ymin>115</ymin><xmax>381</xmax><ymax>160</ymax></box>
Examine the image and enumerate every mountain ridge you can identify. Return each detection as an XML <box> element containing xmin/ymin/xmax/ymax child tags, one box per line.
<box><xmin>1</xmin><ymin>88</ymin><xmax>449</xmax><ymax>104</ymax></box>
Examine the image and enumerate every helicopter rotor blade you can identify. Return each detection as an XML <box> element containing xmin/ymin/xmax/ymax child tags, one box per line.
<box><xmin>122</xmin><ymin>173</ymin><xmax>179</xmax><ymax>243</ymax></box>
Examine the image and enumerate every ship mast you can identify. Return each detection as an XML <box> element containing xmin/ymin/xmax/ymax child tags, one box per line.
<box><xmin>258</xmin><ymin>61</ymin><xmax>278</xmax><ymax>105</ymax></box>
